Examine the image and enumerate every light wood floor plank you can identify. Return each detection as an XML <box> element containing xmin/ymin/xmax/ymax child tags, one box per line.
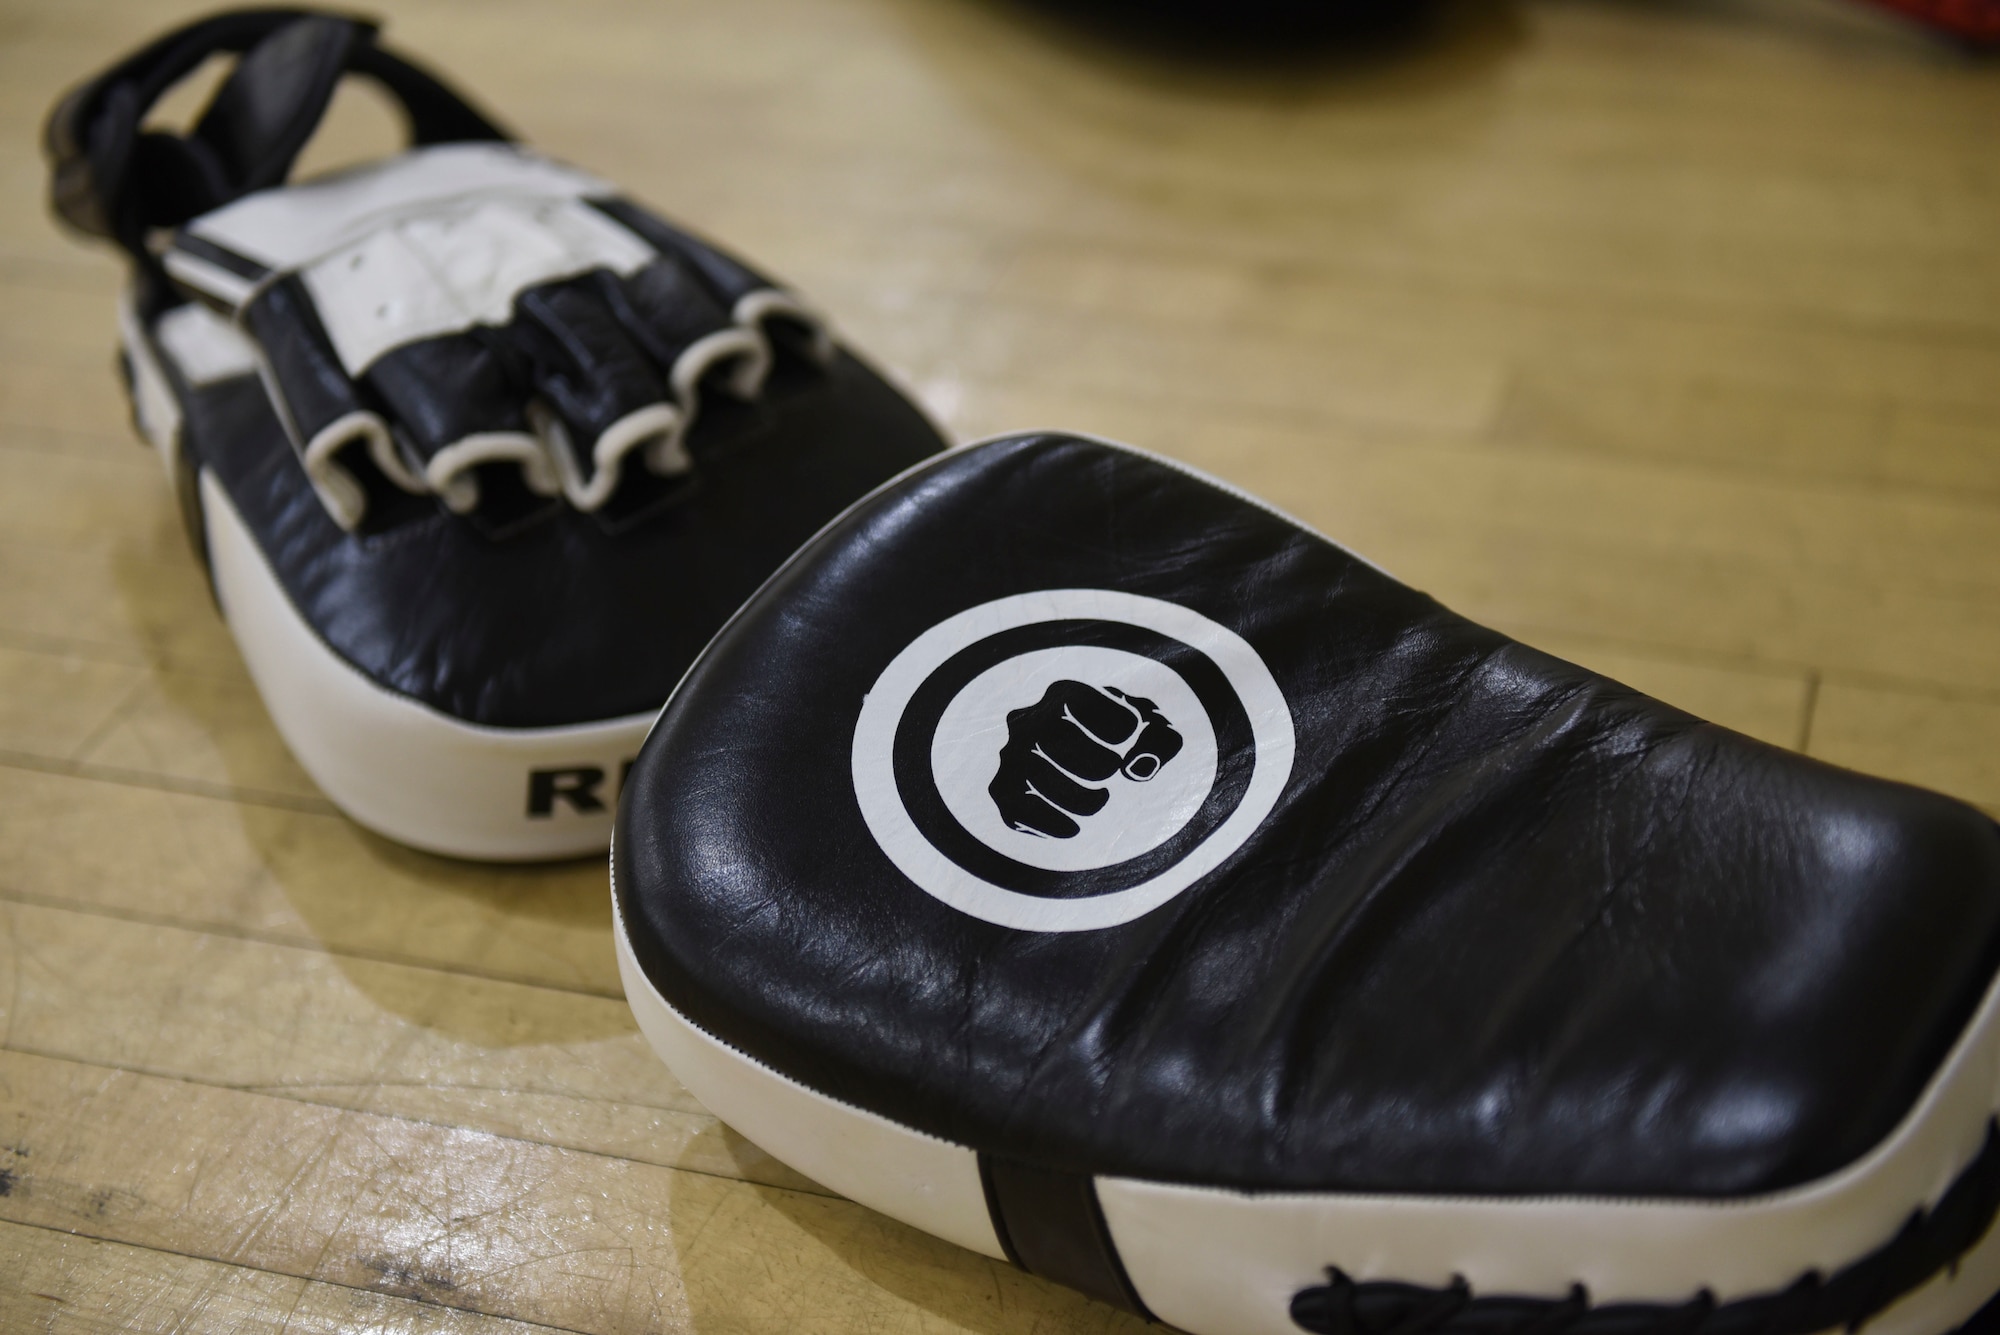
<box><xmin>0</xmin><ymin>643</ymin><xmax>145</xmax><ymax>760</ymax></box>
<box><xmin>950</xmin><ymin>387</ymin><xmax>2000</xmax><ymax>694</ymax></box>
<box><xmin>0</xmin><ymin>537</ymin><xmax>239</xmax><ymax>680</ymax></box>
<box><xmin>0</xmin><ymin>447</ymin><xmax>175</xmax><ymax>554</ymax></box>
<box><xmin>1809</xmin><ymin>682</ymin><xmax>2000</xmax><ymax>817</ymax></box>
<box><xmin>0</xmin><ymin>767</ymin><xmax>619</xmax><ymax>996</ymax></box>
<box><xmin>63</xmin><ymin>663</ymin><xmax>324</xmax><ymax>804</ymax></box>
<box><xmin>0</xmin><ymin>1049</ymin><xmax>1140</xmax><ymax>1335</ymax></box>
<box><xmin>0</xmin><ymin>1220</ymin><xmax>565</xmax><ymax>1335</ymax></box>
<box><xmin>1491</xmin><ymin>363</ymin><xmax>2000</xmax><ymax>503</ymax></box>
<box><xmin>1494</xmin><ymin>630</ymin><xmax>1814</xmax><ymax>752</ymax></box>
<box><xmin>0</xmin><ymin>896</ymin><xmax>811</xmax><ymax>1191</ymax></box>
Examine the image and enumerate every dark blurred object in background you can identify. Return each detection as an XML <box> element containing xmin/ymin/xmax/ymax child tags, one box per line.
<box><xmin>1003</xmin><ymin>0</ymin><xmax>1444</xmax><ymax>54</ymax></box>
<box><xmin>1859</xmin><ymin>0</ymin><xmax>2000</xmax><ymax>44</ymax></box>
<box><xmin>1012</xmin><ymin>0</ymin><xmax>1998</xmax><ymax>53</ymax></box>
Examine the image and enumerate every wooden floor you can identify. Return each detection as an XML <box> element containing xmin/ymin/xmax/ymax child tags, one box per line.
<box><xmin>1</xmin><ymin>0</ymin><xmax>1997</xmax><ymax>1329</ymax></box>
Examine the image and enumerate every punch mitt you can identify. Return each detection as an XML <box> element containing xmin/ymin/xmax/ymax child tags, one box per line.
<box><xmin>45</xmin><ymin>8</ymin><xmax>944</xmax><ymax>858</ymax></box>
<box><xmin>614</xmin><ymin>432</ymin><xmax>2000</xmax><ymax>1335</ymax></box>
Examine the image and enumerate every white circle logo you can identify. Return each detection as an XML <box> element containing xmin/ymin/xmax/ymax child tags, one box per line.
<box><xmin>851</xmin><ymin>589</ymin><xmax>1294</xmax><ymax>932</ymax></box>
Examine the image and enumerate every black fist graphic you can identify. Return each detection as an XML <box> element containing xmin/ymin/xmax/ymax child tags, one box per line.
<box><xmin>989</xmin><ymin>680</ymin><xmax>1185</xmax><ymax>839</ymax></box>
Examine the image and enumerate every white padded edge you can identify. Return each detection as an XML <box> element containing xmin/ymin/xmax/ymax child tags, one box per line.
<box><xmin>555</xmin><ymin>402</ymin><xmax>685</xmax><ymax>512</ymax></box>
<box><xmin>160</xmin><ymin>250</ymin><xmax>258</xmax><ymax>308</ymax></box>
<box><xmin>671</xmin><ymin>324</ymin><xmax>771</xmax><ymax>405</ymax></box>
<box><xmin>299</xmin><ymin>410</ymin><xmax>396</xmax><ymax>531</ymax></box>
<box><xmin>611</xmin><ymin>887</ymin><xmax>1007</xmax><ymax>1262</ymax></box>
<box><xmin>183</xmin><ymin>142</ymin><xmax>615</xmax><ymax>271</ymax></box>
<box><xmin>117</xmin><ymin>293</ymin><xmax>181</xmax><ymax>480</ymax></box>
<box><xmin>733</xmin><ymin>289</ymin><xmax>836</xmax><ymax>367</ymax></box>
<box><xmin>201</xmin><ymin>470</ymin><xmax>652</xmax><ymax>859</ymax></box>
<box><xmin>427</xmin><ymin>431</ymin><xmax>563</xmax><ymax>513</ymax></box>
<box><xmin>1101</xmin><ymin>958</ymin><xmax>2000</xmax><ymax>1333</ymax></box>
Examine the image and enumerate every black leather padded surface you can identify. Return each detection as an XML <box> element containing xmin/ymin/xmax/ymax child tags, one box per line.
<box><xmin>176</xmin><ymin>346</ymin><xmax>942</xmax><ymax>727</ymax></box>
<box><xmin>616</xmin><ymin>432</ymin><xmax>2000</xmax><ymax>1199</ymax></box>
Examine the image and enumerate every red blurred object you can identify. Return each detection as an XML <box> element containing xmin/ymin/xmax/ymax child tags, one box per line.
<box><xmin>1858</xmin><ymin>0</ymin><xmax>2000</xmax><ymax>43</ymax></box>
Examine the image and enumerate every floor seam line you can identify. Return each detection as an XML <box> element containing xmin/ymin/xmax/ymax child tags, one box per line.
<box><xmin>0</xmin><ymin>1041</ymin><xmax>842</xmax><ymax>1199</ymax></box>
<box><xmin>0</xmin><ymin>885</ymin><xmax>624</xmax><ymax>1001</ymax></box>
<box><xmin>0</xmin><ymin>1214</ymin><xmax>590</xmax><ymax>1334</ymax></box>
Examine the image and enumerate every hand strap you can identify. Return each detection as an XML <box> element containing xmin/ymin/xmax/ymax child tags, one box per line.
<box><xmin>44</xmin><ymin>8</ymin><xmax>510</xmax><ymax>265</ymax></box>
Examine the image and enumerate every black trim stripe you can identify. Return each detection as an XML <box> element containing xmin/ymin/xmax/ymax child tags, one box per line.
<box><xmin>171</xmin><ymin>232</ymin><xmax>273</xmax><ymax>283</ymax></box>
<box><xmin>979</xmin><ymin>1155</ymin><xmax>1154</xmax><ymax>1320</ymax></box>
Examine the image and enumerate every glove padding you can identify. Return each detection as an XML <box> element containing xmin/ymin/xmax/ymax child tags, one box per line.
<box><xmin>164</xmin><ymin>142</ymin><xmax>834</xmax><ymax>529</ymax></box>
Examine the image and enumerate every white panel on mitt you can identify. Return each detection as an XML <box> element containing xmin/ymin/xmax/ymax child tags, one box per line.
<box><xmin>184</xmin><ymin>142</ymin><xmax>616</xmax><ymax>270</ymax></box>
<box><xmin>302</xmin><ymin>196</ymin><xmax>657</xmax><ymax>375</ymax></box>
<box><xmin>117</xmin><ymin>293</ymin><xmax>180</xmax><ymax>472</ymax></box>
<box><xmin>155</xmin><ymin>302</ymin><xmax>259</xmax><ymax>386</ymax></box>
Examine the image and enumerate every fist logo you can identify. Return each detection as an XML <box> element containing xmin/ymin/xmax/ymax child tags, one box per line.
<box><xmin>989</xmin><ymin>680</ymin><xmax>1185</xmax><ymax>839</ymax></box>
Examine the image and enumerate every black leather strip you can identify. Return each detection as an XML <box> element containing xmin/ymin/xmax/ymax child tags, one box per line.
<box><xmin>977</xmin><ymin>1154</ymin><xmax>1025</xmax><ymax>1270</ymax></box>
<box><xmin>1290</xmin><ymin>1117</ymin><xmax>2000</xmax><ymax>1335</ymax></box>
<box><xmin>44</xmin><ymin>7</ymin><xmax>508</xmax><ymax>261</ymax></box>
<box><xmin>241</xmin><ymin>276</ymin><xmax>374</xmax><ymax>445</ymax></box>
<box><xmin>979</xmin><ymin>1155</ymin><xmax>1154</xmax><ymax>1319</ymax></box>
<box><xmin>590</xmin><ymin>198</ymin><xmax>774</xmax><ymax>307</ymax></box>
<box><xmin>363</xmin><ymin>330</ymin><xmax>530</xmax><ymax>463</ymax></box>
<box><xmin>173</xmin><ymin>233</ymin><xmax>273</xmax><ymax>286</ymax></box>
<box><xmin>600</xmin><ymin>259</ymin><xmax>735</xmax><ymax>367</ymax></box>
<box><xmin>188</xmin><ymin>15</ymin><xmax>361</xmax><ymax>199</ymax></box>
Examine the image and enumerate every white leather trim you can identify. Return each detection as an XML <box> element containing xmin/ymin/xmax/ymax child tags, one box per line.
<box><xmin>1101</xmin><ymin>958</ymin><xmax>2000</xmax><ymax>1331</ymax></box>
<box><xmin>201</xmin><ymin>471</ymin><xmax>653</xmax><ymax>859</ymax></box>
<box><xmin>426</xmin><ymin>431</ymin><xmax>563</xmax><ymax>513</ymax></box>
<box><xmin>301</xmin><ymin>195</ymin><xmax>656</xmax><ymax>376</ymax></box>
<box><xmin>671</xmin><ymin>324</ymin><xmax>771</xmax><ymax>404</ymax></box>
<box><xmin>117</xmin><ymin>293</ymin><xmax>180</xmax><ymax>480</ymax></box>
<box><xmin>611</xmin><ymin>889</ymin><xmax>1007</xmax><ymax>1262</ymax></box>
<box><xmin>160</xmin><ymin>249</ymin><xmax>259</xmax><ymax>308</ymax></box>
<box><xmin>733</xmin><ymin>288</ymin><xmax>836</xmax><ymax>366</ymax></box>
<box><xmin>299</xmin><ymin>410</ymin><xmax>399</xmax><ymax>530</ymax></box>
<box><xmin>184</xmin><ymin>143</ymin><xmax>616</xmax><ymax>271</ymax></box>
<box><xmin>555</xmin><ymin>402</ymin><xmax>685</xmax><ymax>512</ymax></box>
<box><xmin>153</xmin><ymin>302</ymin><xmax>258</xmax><ymax>386</ymax></box>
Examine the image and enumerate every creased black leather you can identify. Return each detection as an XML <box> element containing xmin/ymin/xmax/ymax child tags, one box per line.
<box><xmin>616</xmin><ymin>432</ymin><xmax>2000</xmax><ymax>1199</ymax></box>
<box><xmin>172</xmin><ymin>346</ymin><xmax>942</xmax><ymax>726</ymax></box>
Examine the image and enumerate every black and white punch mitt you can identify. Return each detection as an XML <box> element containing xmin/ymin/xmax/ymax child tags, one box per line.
<box><xmin>614</xmin><ymin>433</ymin><xmax>2000</xmax><ymax>1335</ymax></box>
<box><xmin>45</xmin><ymin>9</ymin><xmax>944</xmax><ymax>858</ymax></box>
